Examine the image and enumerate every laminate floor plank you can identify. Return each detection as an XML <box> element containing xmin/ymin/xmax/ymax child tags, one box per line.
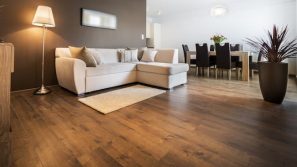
<box><xmin>10</xmin><ymin>75</ymin><xmax>297</xmax><ymax>167</ymax></box>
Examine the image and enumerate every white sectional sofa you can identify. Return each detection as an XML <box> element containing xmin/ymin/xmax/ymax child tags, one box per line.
<box><xmin>55</xmin><ymin>48</ymin><xmax>189</xmax><ymax>95</ymax></box>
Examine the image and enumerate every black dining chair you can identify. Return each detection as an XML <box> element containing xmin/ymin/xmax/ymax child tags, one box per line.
<box><xmin>230</xmin><ymin>44</ymin><xmax>241</xmax><ymax>66</ymax></box>
<box><xmin>195</xmin><ymin>43</ymin><xmax>216</xmax><ymax>77</ymax></box>
<box><xmin>209</xmin><ymin>44</ymin><xmax>217</xmax><ymax>68</ymax></box>
<box><xmin>215</xmin><ymin>43</ymin><xmax>238</xmax><ymax>80</ymax></box>
<box><xmin>230</xmin><ymin>44</ymin><xmax>240</xmax><ymax>51</ymax></box>
<box><xmin>182</xmin><ymin>44</ymin><xmax>196</xmax><ymax>65</ymax></box>
<box><xmin>210</xmin><ymin>45</ymin><xmax>215</xmax><ymax>51</ymax></box>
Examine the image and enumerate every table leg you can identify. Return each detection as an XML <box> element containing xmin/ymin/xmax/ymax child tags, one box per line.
<box><xmin>186</xmin><ymin>52</ymin><xmax>190</xmax><ymax>66</ymax></box>
<box><xmin>241</xmin><ymin>53</ymin><xmax>249</xmax><ymax>81</ymax></box>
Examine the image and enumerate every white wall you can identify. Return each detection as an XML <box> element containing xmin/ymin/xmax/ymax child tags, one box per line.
<box><xmin>146</xmin><ymin>17</ymin><xmax>153</xmax><ymax>38</ymax></box>
<box><xmin>146</xmin><ymin>17</ymin><xmax>162</xmax><ymax>48</ymax></box>
<box><xmin>158</xmin><ymin>0</ymin><xmax>297</xmax><ymax>75</ymax></box>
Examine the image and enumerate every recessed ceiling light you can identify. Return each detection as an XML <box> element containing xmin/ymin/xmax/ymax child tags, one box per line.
<box><xmin>210</xmin><ymin>5</ymin><xmax>228</xmax><ymax>17</ymax></box>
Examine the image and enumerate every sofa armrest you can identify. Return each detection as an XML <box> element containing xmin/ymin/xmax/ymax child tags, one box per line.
<box><xmin>155</xmin><ymin>49</ymin><xmax>179</xmax><ymax>64</ymax></box>
<box><xmin>55</xmin><ymin>57</ymin><xmax>86</xmax><ymax>94</ymax></box>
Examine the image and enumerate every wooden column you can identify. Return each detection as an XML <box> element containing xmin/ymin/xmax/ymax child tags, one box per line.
<box><xmin>0</xmin><ymin>43</ymin><xmax>14</xmax><ymax>167</ymax></box>
<box><xmin>240</xmin><ymin>52</ymin><xmax>250</xmax><ymax>81</ymax></box>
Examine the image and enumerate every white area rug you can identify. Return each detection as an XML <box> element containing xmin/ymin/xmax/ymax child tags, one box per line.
<box><xmin>78</xmin><ymin>85</ymin><xmax>166</xmax><ymax>114</ymax></box>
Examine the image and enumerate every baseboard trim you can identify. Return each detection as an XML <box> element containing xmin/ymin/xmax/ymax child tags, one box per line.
<box><xmin>11</xmin><ymin>85</ymin><xmax>59</xmax><ymax>93</ymax></box>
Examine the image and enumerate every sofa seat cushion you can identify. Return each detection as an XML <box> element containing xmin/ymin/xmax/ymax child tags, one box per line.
<box><xmin>86</xmin><ymin>63</ymin><xmax>136</xmax><ymax>77</ymax></box>
<box><xmin>137</xmin><ymin>62</ymin><xmax>189</xmax><ymax>75</ymax></box>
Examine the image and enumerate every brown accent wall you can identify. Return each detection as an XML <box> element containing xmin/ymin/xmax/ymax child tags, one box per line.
<box><xmin>0</xmin><ymin>0</ymin><xmax>146</xmax><ymax>91</ymax></box>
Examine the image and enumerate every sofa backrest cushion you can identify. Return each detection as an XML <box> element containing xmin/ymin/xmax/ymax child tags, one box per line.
<box><xmin>154</xmin><ymin>49</ymin><xmax>179</xmax><ymax>64</ymax></box>
<box><xmin>90</xmin><ymin>49</ymin><xmax>122</xmax><ymax>64</ymax></box>
<box><xmin>56</xmin><ymin>48</ymin><xmax>122</xmax><ymax>64</ymax></box>
<box><xmin>56</xmin><ymin>48</ymin><xmax>72</xmax><ymax>58</ymax></box>
<box><xmin>139</xmin><ymin>49</ymin><xmax>178</xmax><ymax>64</ymax></box>
<box><xmin>139</xmin><ymin>48</ymin><xmax>179</xmax><ymax>64</ymax></box>
<box><xmin>56</xmin><ymin>48</ymin><xmax>179</xmax><ymax>64</ymax></box>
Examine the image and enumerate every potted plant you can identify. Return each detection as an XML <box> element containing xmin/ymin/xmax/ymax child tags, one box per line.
<box><xmin>246</xmin><ymin>25</ymin><xmax>297</xmax><ymax>104</ymax></box>
<box><xmin>211</xmin><ymin>34</ymin><xmax>227</xmax><ymax>44</ymax></box>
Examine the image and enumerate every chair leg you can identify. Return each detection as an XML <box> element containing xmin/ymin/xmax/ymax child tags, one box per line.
<box><xmin>215</xmin><ymin>68</ymin><xmax>218</xmax><ymax>79</ymax></box>
<box><xmin>207</xmin><ymin>67</ymin><xmax>210</xmax><ymax>78</ymax></box>
<box><xmin>236</xmin><ymin>68</ymin><xmax>238</xmax><ymax>80</ymax></box>
<box><xmin>196</xmin><ymin>67</ymin><xmax>199</xmax><ymax>76</ymax></box>
<box><xmin>251</xmin><ymin>70</ymin><xmax>254</xmax><ymax>78</ymax></box>
<box><xmin>228</xmin><ymin>69</ymin><xmax>231</xmax><ymax>80</ymax></box>
<box><xmin>202</xmin><ymin>68</ymin><xmax>205</xmax><ymax>76</ymax></box>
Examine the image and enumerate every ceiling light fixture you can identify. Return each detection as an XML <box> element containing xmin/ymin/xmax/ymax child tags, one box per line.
<box><xmin>210</xmin><ymin>5</ymin><xmax>228</xmax><ymax>17</ymax></box>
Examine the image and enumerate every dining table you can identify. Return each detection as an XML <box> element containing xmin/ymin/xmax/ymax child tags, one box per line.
<box><xmin>187</xmin><ymin>51</ymin><xmax>250</xmax><ymax>81</ymax></box>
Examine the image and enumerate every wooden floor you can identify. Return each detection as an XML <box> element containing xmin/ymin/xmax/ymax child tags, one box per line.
<box><xmin>10</xmin><ymin>74</ymin><xmax>297</xmax><ymax>167</ymax></box>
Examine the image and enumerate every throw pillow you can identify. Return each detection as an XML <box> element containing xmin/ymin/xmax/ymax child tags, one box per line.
<box><xmin>141</xmin><ymin>49</ymin><xmax>158</xmax><ymax>62</ymax></box>
<box><xmin>120</xmin><ymin>49</ymin><xmax>139</xmax><ymax>63</ymax></box>
<box><xmin>69</xmin><ymin>46</ymin><xmax>97</xmax><ymax>67</ymax></box>
<box><xmin>86</xmin><ymin>49</ymin><xmax>104</xmax><ymax>65</ymax></box>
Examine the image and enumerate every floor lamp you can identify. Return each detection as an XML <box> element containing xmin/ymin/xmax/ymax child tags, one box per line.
<box><xmin>32</xmin><ymin>5</ymin><xmax>55</xmax><ymax>95</ymax></box>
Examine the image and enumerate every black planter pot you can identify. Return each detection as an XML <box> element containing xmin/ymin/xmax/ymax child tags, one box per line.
<box><xmin>258</xmin><ymin>62</ymin><xmax>288</xmax><ymax>104</ymax></box>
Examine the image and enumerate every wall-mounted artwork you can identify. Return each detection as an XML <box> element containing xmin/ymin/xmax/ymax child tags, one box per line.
<box><xmin>81</xmin><ymin>8</ymin><xmax>117</xmax><ymax>29</ymax></box>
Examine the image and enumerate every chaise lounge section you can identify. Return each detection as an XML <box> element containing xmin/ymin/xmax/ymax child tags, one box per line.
<box><xmin>55</xmin><ymin>48</ymin><xmax>189</xmax><ymax>95</ymax></box>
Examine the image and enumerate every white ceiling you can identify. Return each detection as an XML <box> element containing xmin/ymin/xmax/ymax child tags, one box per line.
<box><xmin>147</xmin><ymin>0</ymin><xmax>295</xmax><ymax>18</ymax></box>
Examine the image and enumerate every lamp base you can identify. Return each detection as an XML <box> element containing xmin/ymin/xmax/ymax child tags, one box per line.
<box><xmin>34</xmin><ymin>85</ymin><xmax>51</xmax><ymax>95</ymax></box>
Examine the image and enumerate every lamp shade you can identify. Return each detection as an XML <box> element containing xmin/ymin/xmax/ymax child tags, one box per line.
<box><xmin>32</xmin><ymin>6</ymin><xmax>55</xmax><ymax>27</ymax></box>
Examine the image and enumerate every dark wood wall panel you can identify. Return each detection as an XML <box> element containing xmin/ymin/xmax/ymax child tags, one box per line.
<box><xmin>0</xmin><ymin>0</ymin><xmax>146</xmax><ymax>91</ymax></box>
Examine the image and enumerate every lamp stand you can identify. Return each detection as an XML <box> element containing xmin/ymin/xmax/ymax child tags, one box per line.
<box><xmin>34</xmin><ymin>26</ymin><xmax>51</xmax><ymax>95</ymax></box>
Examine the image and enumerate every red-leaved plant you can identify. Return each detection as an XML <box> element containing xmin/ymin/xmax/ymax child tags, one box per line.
<box><xmin>246</xmin><ymin>25</ymin><xmax>297</xmax><ymax>63</ymax></box>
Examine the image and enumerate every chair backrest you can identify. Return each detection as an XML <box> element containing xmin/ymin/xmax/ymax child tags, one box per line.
<box><xmin>182</xmin><ymin>44</ymin><xmax>189</xmax><ymax>63</ymax></box>
<box><xmin>230</xmin><ymin>44</ymin><xmax>240</xmax><ymax>51</ymax></box>
<box><xmin>215</xmin><ymin>43</ymin><xmax>231</xmax><ymax>69</ymax></box>
<box><xmin>196</xmin><ymin>43</ymin><xmax>209</xmax><ymax>67</ymax></box>
<box><xmin>210</xmin><ymin>45</ymin><xmax>215</xmax><ymax>51</ymax></box>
